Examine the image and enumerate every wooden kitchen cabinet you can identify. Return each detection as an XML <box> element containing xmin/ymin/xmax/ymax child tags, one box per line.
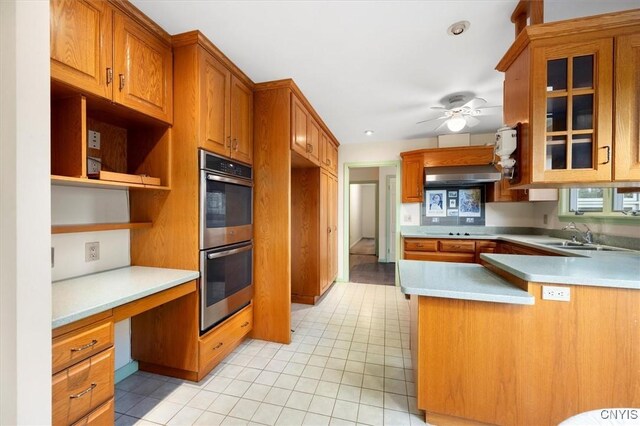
<box><xmin>291</xmin><ymin>94</ymin><xmax>322</xmax><ymax>166</ymax></box>
<box><xmin>320</xmin><ymin>132</ymin><xmax>339</xmax><ymax>176</ymax></box>
<box><xmin>497</xmin><ymin>10</ymin><xmax>640</xmax><ymax>188</ymax></box>
<box><xmin>199</xmin><ymin>53</ymin><xmax>253</xmax><ymax>164</ymax></box>
<box><xmin>614</xmin><ymin>33</ymin><xmax>640</xmax><ymax>181</ymax></box>
<box><xmin>401</xmin><ymin>153</ymin><xmax>424</xmax><ymax>203</ymax></box>
<box><xmin>113</xmin><ymin>11</ymin><xmax>173</xmax><ymax>124</ymax></box>
<box><xmin>50</xmin><ymin>0</ymin><xmax>113</xmax><ymax>100</ymax></box>
<box><xmin>50</xmin><ymin>0</ymin><xmax>173</xmax><ymax>124</ymax></box>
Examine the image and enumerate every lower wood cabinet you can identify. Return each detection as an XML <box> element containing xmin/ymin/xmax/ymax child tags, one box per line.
<box><xmin>199</xmin><ymin>304</ymin><xmax>253</xmax><ymax>375</ymax></box>
<box><xmin>403</xmin><ymin>237</ymin><xmax>563</xmax><ymax>264</ymax></box>
<box><xmin>52</xmin><ymin>316</ymin><xmax>115</xmax><ymax>426</ymax></box>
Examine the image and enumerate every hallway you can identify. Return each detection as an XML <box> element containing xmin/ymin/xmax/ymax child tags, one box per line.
<box><xmin>349</xmin><ymin>239</ymin><xmax>395</xmax><ymax>286</ymax></box>
<box><xmin>114</xmin><ymin>282</ymin><xmax>425</xmax><ymax>425</ymax></box>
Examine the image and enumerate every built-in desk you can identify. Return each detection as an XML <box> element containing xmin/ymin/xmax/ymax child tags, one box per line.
<box><xmin>51</xmin><ymin>266</ymin><xmax>199</xmax><ymax>425</ymax></box>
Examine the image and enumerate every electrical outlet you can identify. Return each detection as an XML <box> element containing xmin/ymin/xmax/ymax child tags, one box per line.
<box><xmin>87</xmin><ymin>156</ymin><xmax>101</xmax><ymax>175</ymax></box>
<box><xmin>88</xmin><ymin>130</ymin><xmax>101</xmax><ymax>149</ymax></box>
<box><xmin>542</xmin><ymin>285</ymin><xmax>570</xmax><ymax>302</ymax></box>
<box><xmin>85</xmin><ymin>242</ymin><xmax>100</xmax><ymax>262</ymax></box>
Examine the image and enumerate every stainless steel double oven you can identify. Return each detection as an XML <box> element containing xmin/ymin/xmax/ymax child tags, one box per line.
<box><xmin>199</xmin><ymin>149</ymin><xmax>253</xmax><ymax>333</ymax></box>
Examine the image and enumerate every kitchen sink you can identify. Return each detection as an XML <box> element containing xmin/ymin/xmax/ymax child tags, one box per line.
<box><xmin>542</xmin><ymin>241</ymin><xmax>626</xmax><ymax>252</ymax></box>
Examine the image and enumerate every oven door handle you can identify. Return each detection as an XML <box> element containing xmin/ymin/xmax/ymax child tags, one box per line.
<box><xmin>207</xmin><ymin>244</ymin><xmax>252</xmax><ymax>259</ymax></box>
<box><xmin>206</xmin><ymin>173</ymin><xmax>253</xmax><ymax>187</ymax></box>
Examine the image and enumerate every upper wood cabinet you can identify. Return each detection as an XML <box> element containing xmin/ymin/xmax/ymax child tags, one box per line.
<box><xmin>230</xmin><ymin>76</ymin><xmax>254</xmax><ymax>165</ymax></box>
<box><xmin>614</xmin><ymin>33</ymin><xmax>640</xmax><ymax>181</ymax></box>
<box><xmin>307</xmin><ymin>117</ymin><xmax>321</xmax><ymax>165</ymax></box>
<box><xmin>50</xmin><ymin>0</ymin><xmax>113</xmax><ymax>100</ymax></box>
<box><xmin>321</xmin><ymin>132</ymin><xmax>339</xmax><ymax>176</ymax></box>
<box><xmin>497</xmin><ymin>9</ymin><xmax>640</xmax><ymax>187</ymax></box>
<box><xmin>113</xmin><ymin>12</ymin><xmax>173</xmax><ymax>124</ymax></box>
<box><xmin>50</xmin><ymin>0</ymin><xmax>173</xmax><ymax>124</ymax></box>
<box><xmin>190</xmin><ymin>42</ymin><xmax>253</xmax><ymax>165</ymax></box>
<box><xmin>401</xmin><ymin>153</ymin><xmax>424</xmax><ymax>203</ymax></box>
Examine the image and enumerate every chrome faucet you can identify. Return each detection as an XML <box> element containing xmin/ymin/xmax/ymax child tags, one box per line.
<box><xmin>562</xmin><ymin>222</ymin><xmax>593</xmax><ymax>244</ymax></box>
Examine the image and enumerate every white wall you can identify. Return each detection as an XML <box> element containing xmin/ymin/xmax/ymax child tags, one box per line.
<box><xmin>350</xmin><ymin>167</ymin><xmax>379</xmax><ymax>182</ymax></box>
<box><xmin>349</xmin><ymin>184</ymin><xmax>362</xmax><ymax>247</ymax></box>
<box><xmin>360</xmin><ymin>184</ymin><xmax>376</xmax><ymax>238</ymax></box>
<box><xmin>0</xmin><ymin>0</ymin><xmax>51</xmax><ymax>423</ymax></box>
<box><xmin>51</xmin><ymin>186</ymin><xmax>133</xmax><ymax>371</ymax></box>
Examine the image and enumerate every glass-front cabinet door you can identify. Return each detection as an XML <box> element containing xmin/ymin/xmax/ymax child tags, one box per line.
<box><xmin>531</xmin><ymin>39</ymin><xmax>613</xmax><ymax>183</ymax></box>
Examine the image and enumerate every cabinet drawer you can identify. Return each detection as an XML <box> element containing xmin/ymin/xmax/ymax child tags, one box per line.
<box><xmin>53</xmin><ymin>348</ymin><xmax>114</xmax><ymax>426</ymax></box>
<box><xmin>405</xmin><ymin>251</ymin><xmax>475</xmax><ymax>263</ymax></box>
<box><xmin>71</xmin><ymin>398</ymin><xmax>114</xmax><ymax>426</ymax></box>
<box><xmin>438</xmin><ymin>240</ymin><xmax>476</xmax><ymax>253</ymax></box>
<box><xmin>199</xmin><ymin>304</ymin><xmax>253</xmax><ymax>370</ymax></box>
<box><xmin>53</xmin><ymin>319</ymin><xmax>114</xmax><ymax>374</ymax></box>
<box><xmin>404</xmin><ymin>239</ymin><xmax>438</xmax><ymax>252</ymax></box>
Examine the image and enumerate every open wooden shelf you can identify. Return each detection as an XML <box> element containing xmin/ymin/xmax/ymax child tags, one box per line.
<box><xmin>52</xmin><ymin>222</ymin><xmax>152</xmax><ymax>234</ymax></box>
<box><xmin>51</xmin><ymin>175</ymin><xmax>170</xmax><ymax>191</ymax></box>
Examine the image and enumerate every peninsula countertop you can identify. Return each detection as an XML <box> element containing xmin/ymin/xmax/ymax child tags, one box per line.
<box><xmin>398</xmin><ymin>260</ymin><xmax>534</xmax><ymax>304</ymax></box>
<box><xmin>52</xmin><ymin>266</ymin><xmax>200</xmax><ymax>328</ymax></box>
<box><xmin>401</xmin><ymin>232</ymin><xmax>640</xmax><ymax>290</ymax></box>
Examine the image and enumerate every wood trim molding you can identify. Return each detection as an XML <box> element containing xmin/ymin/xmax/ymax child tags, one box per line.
<box><xmin>171</xmin><ymin>30</ymin><xmax>255</xmax><ymax>89</ymax></box>
<box><xmin>254</xmin><ymin>79</ymin><xmax>341</xmax><ymax>147</ymax></box>
<box><xmin>497</xmin><ymin>8</ymin><xmax>640</xmax><ymax>71</ymax></box>
<box><xmin>113</xmin><ymin>281</ymin><xmax>196</xmax><ymax>322</ymax></box>
<box><xmin>52</xmin><ymin>222</ymin><xmax>152</xmax><ymax>234</ymax></box>
<box><xmin>108</xmin><ymin>0</ymin><xmax>172</xmax><ymax>45</ymax></box>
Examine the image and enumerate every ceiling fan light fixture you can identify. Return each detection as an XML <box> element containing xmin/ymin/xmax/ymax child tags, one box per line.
<box><xmin>364</xmin><ymin>130</ymin><xmax>374</xmax><ymax>136</ymax></box>
<box><xmin>447</xmin><ymin>21</ymin><xmax>470</xmax><ymax>36</ymax></box>
<box><xmin>446</xmin><ymin>115</ymin><xmax>466</xmax><ymax>132</ymax></box>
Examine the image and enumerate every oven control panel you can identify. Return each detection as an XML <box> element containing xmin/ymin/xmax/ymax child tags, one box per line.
<box><xmin>201</xmin><ymin>150</ymin><xmax>252</xmax><ymax>180</ymax></box>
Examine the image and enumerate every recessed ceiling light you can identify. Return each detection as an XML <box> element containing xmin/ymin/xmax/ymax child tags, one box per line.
<box><xmin>364</xmin><ymin>130</ymin><xmax>374</xmax><ymax>136</ymax></box>
<box><xmin>447</xmin><ymin>21</ymin><xmax>470</xmax><ymax>36</ymax></box>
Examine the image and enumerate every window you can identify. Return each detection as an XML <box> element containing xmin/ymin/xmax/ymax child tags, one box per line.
<box><xmin>560</xmin><ymin>187</ymin><xmax>640</xmax><ymax>222</ymax></box>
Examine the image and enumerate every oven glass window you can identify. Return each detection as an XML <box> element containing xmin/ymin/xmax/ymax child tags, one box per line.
<box><xmin>205</xmin><ymin>246</ymin><xmax>252</xmax><ymax>307</ymax></box>
<box><xmin>206</xmin><ymin>180</ymin><xmax>252</xmax><ymax>228</ymax></box>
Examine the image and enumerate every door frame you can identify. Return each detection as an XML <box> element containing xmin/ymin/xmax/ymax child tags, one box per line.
<box><xmin>342</xmin><ymin>161</ymin><xmax>400</xmax><ymax>284</ymax></box>
<box><xmin>385</xmin><ymin>175</ymin><xmax>397</xmax><ymax>263</ymax></box>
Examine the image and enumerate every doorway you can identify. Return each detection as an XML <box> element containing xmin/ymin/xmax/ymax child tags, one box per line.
<box><xmin>346</xmin><ymin>166</ymin><xmax>397</xmax><ymax>285</ymax></box>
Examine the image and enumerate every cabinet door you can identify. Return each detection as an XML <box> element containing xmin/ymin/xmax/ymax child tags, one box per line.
<box><xmin>291</xmin><ymin>95</ymin><xmax>309</xmax><ymax>158</ymax></box>
<box><xmin>200</xmin><ymin>51</ymin><xmax>231</xmax><ymax>157</ymax></box>
<box><xmin>320</xmin><ymin>132</ymin><xmax>330</xmax><ymax>169</ymax></box>
<box><xmin>307</xmin><ymin>117</ymin><xmax>321</xmax><ymax>166</ymax></box>
<box><xmin>531</xmin><ymin>39</ymin><xmax>613</xmax><ymax>183</ymax></box>
<box><xmin>614</xmin><ymin>33</ymin><xmax>640</xmax><ymax>181</ymax></box>
<box><xmin>329</xmin><ymin>175</ymin><xmax>338</xmax><ymax>281</ymax></box>
<box><xmin>402</xmin><ymin>154</ymin><xmax>424</xmax><ymax>203</ymax></box>
<box><xmin>319</xmin><ymin>171</ymin><xmax>329</xmax><ymax>293</ymax></box>
<box><xmin>329</xmin><ymin>142</ymin><xmax>339</xmax><ymax>176</ymax></box>
<box><xmin>113</xmin><ymin>12</ymin><xmax>173</xmax><ymax>124</ymax></box>
<box><xmin>230</xmin><ymin>76</ymin><xmax>253</xmax><ymax>165</ymax></box>
<box><xmin>50</xmin><ymin>0</ymin><xmax>113</xmax><ymax>99</ymax></box>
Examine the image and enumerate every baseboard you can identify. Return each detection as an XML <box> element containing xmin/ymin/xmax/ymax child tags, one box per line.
<box><xmin>350</xmin><ymin>237</ymin><xmax>363</xmax><ymax>249</ymax></box>
<box><xmin>115</xmin><ymin>360</ymin><xmax>139</xmax><ymax>384</ymax></box>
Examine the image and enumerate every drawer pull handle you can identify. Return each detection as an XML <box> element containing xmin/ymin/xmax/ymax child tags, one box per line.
<box><xmin>213</xmin><ymin>342</ymin><xmax>224</xmax><ymax>350</ymax></box>
<box><xmin>241</xmin><ymin>321</ymin><xmax>250</xmax><ymax>328</ymax></box>
<box><xmin>600</xmin><ymin>145</ymin><xmax>611</xmax><ymax>165</ymax></box>
<box><xmin>119</xmin><ymin>74</ymin><xmax>125</xmax><ymax>91</ymax></box>
<box><xmin>70</xmin><ymin>383</ymin><xmax>97</xmax><ymax>399</ymax></box>
<box><xmin>70</xmin><ymin>340</ymin><xmax>98</xmax><ymax>352</ymax></box>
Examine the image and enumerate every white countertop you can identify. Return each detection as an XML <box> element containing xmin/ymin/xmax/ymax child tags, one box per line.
<box><xmin>398</xmin><ymin>260</ymin><xmax>534</xmax><ymax>304</ymax></box>
<box><xmin>401</xmin><ymin>232</ymin><xmax>640</xmax><ymax>289</ymax></box>
<box><xmin>52</xmin><ymin>266</ymin><xmax>200</xmax><ymax>329</ymax></box>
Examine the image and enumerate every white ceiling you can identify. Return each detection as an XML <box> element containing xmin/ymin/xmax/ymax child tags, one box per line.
<box><xmin>132</xmin><ymin>0</ymin><xmax>640</xmax><ymax>145</ymax></box>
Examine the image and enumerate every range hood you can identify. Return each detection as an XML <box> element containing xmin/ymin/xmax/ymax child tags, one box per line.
<box><xmin>424</xmin><ymin>165</ymin><xmax>501</xmax><ymax>185</ymax></box>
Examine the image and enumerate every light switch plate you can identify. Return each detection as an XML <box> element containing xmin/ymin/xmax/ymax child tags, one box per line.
<box><xmin>87</xmin><ymin>156</ymin><xmax>101</xmax><ymax>175</ymax></box>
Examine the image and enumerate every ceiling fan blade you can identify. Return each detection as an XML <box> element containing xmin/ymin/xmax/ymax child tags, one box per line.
<box><xmin>430</xmin><ymin>106</ymin><xmax>448</xmax><ymax>110</ymax></box>
<box><xmin>465</xmin><ymin>115</ymin><xmax>481</xmax><ymax>128</ymax></box>
<box><xmin>416</xmin><ymin>116</ymin><xmax>448</xmax><ymax>125</ymax></box>
<box><xmin>473</xmin><ymin>106</ymin><xmax>502</xmax><ymax>116</ymax></box>
<box><xmin>462</xmin><ymin>97</ymin><xmax>487</xmax><ymax>110</ymax></box>
<box><xmin>435</xmin><ymin>119</ymin><xmax>450</xmax><ymax>131</ymax></box>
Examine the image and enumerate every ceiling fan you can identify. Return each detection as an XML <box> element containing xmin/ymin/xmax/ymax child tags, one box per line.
<box><xmin>417</xmin><ymin>95</ymin><xmax>501</xmax><ymax>132</ymax></box>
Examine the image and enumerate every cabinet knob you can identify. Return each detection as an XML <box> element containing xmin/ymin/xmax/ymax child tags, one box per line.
<box><xmin>306</xmin><ymin>143</ymin><xmax>313</xmax><ymax>153</ymax></box>
<box><xmin>106</xmin><ymin>68</ymin><xmax>113</xmax><ymax>85</ymax></box>
<box><xmin>328</xmin><ymin>227</ymin><xmax>332</xmax><ymax>234</ymax></box>
<box><xmin>233</xmin><ymin>139</ymin><xmax>239</xmax><ymax>151</ymax></box>
<box><xmin>226</xmin><ymin>136</ymin><xmax>232</xmax><ymax>149</ymax></box>
<box><xmin>119</xmin><ymin>74</ymin><xmax>125</xmax><ymax>91</ymax></box>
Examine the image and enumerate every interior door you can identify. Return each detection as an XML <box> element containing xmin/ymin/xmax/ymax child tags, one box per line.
<box><xmin>388</xmin><ymin>176</ymin><xmax>397</xmax><ymax>262</ymax></box>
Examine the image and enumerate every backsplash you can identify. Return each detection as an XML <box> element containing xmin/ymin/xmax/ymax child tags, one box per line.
<box><xmin>420</xmin><ymin>185</ymin><xmax>486</xmax><ymax>226</ymax></box>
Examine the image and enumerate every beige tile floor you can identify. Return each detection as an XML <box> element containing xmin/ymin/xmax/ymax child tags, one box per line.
<box><xmin>115</xmin><ymin>282</ymin><xmax>427</xmax><ymax>425</ymax></box>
